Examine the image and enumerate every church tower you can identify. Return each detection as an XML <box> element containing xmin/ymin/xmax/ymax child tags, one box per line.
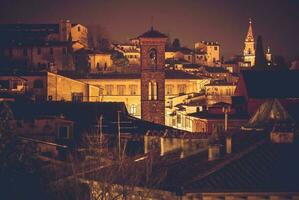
<box><xmin>265</xmin><ymin>47</ymin><xmax>272</xmax><ymax>63</ymax></box>
<box><xmin>243</xmin><ymin>19</ymin><xmax>255</xmax><ymax>67</ymax></box>
<box><xmin>138</xmin><ymin>27</ymin><xmax>167</xmax><ymax>125</ymax></box>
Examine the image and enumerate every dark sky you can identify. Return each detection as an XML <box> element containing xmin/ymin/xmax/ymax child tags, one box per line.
<box><xmin>1</xmin><ymin>0</ymin><xmax>299</xmax><ymax>59</ymax></box>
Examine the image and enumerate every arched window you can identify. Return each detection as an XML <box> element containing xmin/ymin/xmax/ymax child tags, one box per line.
<box><xmin>149</xmin><ymin>48</ymin><xmax>157</xmax><ymax>70</ymax></box>
<box><xmin>148</xmin><ymin>80</ymin><xmax>158</xmax><ymax>100</ymax></box>
<box><xmin>130</xmin><ymin>104</ymin><xmax>137</xmax><ymax>116</ymax></box>
<box><xmin>33</xmin><ymin>80</ymin><xmax>44</xmax><ymax>89</ymax></box>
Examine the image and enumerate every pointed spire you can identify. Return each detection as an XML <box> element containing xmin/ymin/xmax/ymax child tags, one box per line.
<box><xmin>245</xmin><ymin>18</ymin><xmax>254</xmax><ymax>42</ymax></box>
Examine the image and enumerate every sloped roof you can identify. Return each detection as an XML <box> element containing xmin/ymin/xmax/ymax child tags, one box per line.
<box><xmin>243</xmin><ymin>99</ymin><xmax>295</xmax><ymax>129</ymax></box>
<box><xmin>138</xmin><ymin>27</ymin><xmax>167</xmax><ymax>38</ymax></box>
<box><xmin>241</xmin><ymin>70</ymin><xmax>299</xmax><ymax>98</ymax></box>
<box><xmin>184</xmin><ymin>140</ymin><xmax>299</xmax><ymax>193</ymax></box>
<box><xmin>188</xmin><ymin>111</ymin><xmax>248</xmax><ymax>120</ymax></box>
<box><xmin>6</xmin><ymin>101</ymin><xmax>183</xmax><ymax>138</ymax></box>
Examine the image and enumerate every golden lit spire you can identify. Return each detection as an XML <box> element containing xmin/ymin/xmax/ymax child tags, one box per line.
<box><xmin>245</xmin><ymin>18</ymin><xmax>254</xmax><ymax>42</ymax></box>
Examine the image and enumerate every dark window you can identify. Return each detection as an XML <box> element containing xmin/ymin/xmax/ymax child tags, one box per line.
<box><xmin>12</xmin><ymin>81</ymin><xmax>18</xmax><ymax>89</ymax></box>
<box><xmin>149</xmin><ymin>48</ymin><xmax>157</xmax><ymax>70</ymax></box>
<box><xmin>48</xmin><ymin>95</ymin><xmax>53</xmax><ymax>101</ymax></box>
<box><xmin>33</xmin><ymin>80</ymin><xmax>44</xmax><ymax>89</ymax></box>
<box><xmin>37</xmin><ymin>48</ymin><xmax>41</xmax><ymax>55</ymax></box>
<box><xmin>62</xmin><ymin>48</ymin><xmax>67</xmax><ymax>55</ymax></box>
<box><xmin>72</xmin><ymin>92</ymin><xmax>83</xmax><ymax>102</ymax></box>
<box><xmin>50</xmin><ymin>48</ymin><xmax>53</xmax><ymax>55</ymax></box>
<box><xmin>35</xmin><ymin>95</ymin><xmax>45</xmax><ymax>101</ymax></box>
<box><xmin>9</xmin><ymin>49</ymin><xmax>13</xmax><ymax>57</ymax></box>
<box><xmin>16</xmin><ymin>121</ymin><xmax>22</xmax><ymax>128</ymax></box>
<box><xmin>0</xmin><ymin>80</ymin><xmax>9</xmax><ymax>89</ymax></box>
<box><xmin>78</xmin><ymin>26</ymin><xmax>81</xmax><ymax>32</ymax></box>
<box><xmin>58</xmin><ymin>126</ymin><xmax>69</xmax><ymax>139</ymax></box>
<box><xmin>214</xmin><ymin>46</ymin><xmax>218</xmax><ymax>51</ymax></box>
<box><xmin>23</xmin><ymin>48</ymin><xmax>28</xmax><ymax>56</ymax></box>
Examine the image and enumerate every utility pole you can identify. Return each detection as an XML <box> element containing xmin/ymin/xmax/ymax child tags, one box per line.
<box><xmin>99</xmin><ymin>115</ymin><xmax>103</xmax><ymax>150</ymax></box>
<box><xmin>222</xmin><ymin>105</ymin><xmax>231</xmax><ymax>132</ymax></box>
<box><xmin>117</xmin><ymin>110</ymin><xmax>121</xmax><ymax>160</ymax></box>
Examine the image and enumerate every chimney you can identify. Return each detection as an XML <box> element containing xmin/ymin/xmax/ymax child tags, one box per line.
<box><xmin>208</xmin><ymin>145</ymin><xmax>221</xmax><ymax>161</ymax></box>
<box><xmin>59</xmin><ymin>19</ymin><xmax>71</xmax><ymax>41</ymax></box>
<box><xmin>226</xmin><ymin>136</ymin><xmax>232</xmax><ymax>154</ymax></box>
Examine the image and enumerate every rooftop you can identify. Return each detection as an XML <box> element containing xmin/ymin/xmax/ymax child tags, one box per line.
<box><xmin>204</xmin><ymin>66</ymin><xmax>229</xmax><ymax>73</ymax></box>
<box><xmin>61</xmin><ymin>70</ymin><xmax>207</xmax><ymax>80</ymax></box>
<box><xmin>187</xmin><ymin>111</ymin><xmax>248</xmax><ymax>120</ymax></box>
<box><xmin>138</xmin><ymin>27</ymin><xmax>168</xmax><ymax>38</ymax></box>
<box><xmin>239</xmin><ymin>70</ymin><xmax>299</xmax><ymax>98</ymax></box>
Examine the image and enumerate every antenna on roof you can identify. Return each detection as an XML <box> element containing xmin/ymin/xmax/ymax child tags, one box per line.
<box><xmin>150</xmin><ymin>16</ymin><xmax>154</xmax><ymax>30</ymax></box>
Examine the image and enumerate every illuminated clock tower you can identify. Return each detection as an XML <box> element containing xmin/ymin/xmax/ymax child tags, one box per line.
<box><xmin>138</xmin><ymin>27</ymin><xmax>167</xmax><ymax>125</ymax></box>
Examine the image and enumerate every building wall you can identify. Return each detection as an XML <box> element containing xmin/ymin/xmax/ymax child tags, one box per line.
<box><xmin>89</xmin><ymin>53</ymin><xmax>113</xmax><ymax>72</ymax></box>
<box><xmin>205</xmin><ymin>85</ymin><xmax>236</xmax><ymax>96</ymax></box>
<box><xmin>47</xmin><ymin>73</ymin><xmax>100</xmax><ymax>102</ymax></box>
<box><xmin>71</xmin><ymin>24</ymin><xmax>88</xmax><ymax>49</ymax></box>
<box><xmin>189</xmin><ymin>118</ymin><xmax>247</xmax><ymax>133</ymax></box>
<box><xmin>4</xmin><ymin>45</ymin><xmax>73</xmax><ymax>71</ymax></box>
<box><xmin>195</xmin><ymin>42</ymin><xmax>220</xmax><ymax>66</ymax></box>
<box><xmin>0</xmin><ymin>74</ymin><xmax>48</xmax><ymax>100</ymax></box>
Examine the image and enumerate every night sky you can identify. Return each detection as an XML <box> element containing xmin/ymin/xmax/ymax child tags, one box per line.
<box><xmin>1</xmin><ymin>0</ymin><xmax>299</xmax><ymax>60</ymax></box>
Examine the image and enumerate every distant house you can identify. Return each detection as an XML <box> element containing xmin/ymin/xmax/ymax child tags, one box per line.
<box><xmin>194</xmin><ymin>41</ymin><xmax>220</xmax><ymax>66</ymax></box>
<box><xmin>0</xmin><ymin>20</ymin><xmax>88</xmax><ymax>50</ymax></box>
<box><xmin>234</xmin><ymin>70</ymin><xmax>299</xmax><ymax>115</ymax></box>
<box><xmin>74</xmin><ymin>49</ymin><xmax>113</xmax><ymax>73</ymax></box>
<box><xmin>205</xmin><ymin>80</ymin><xmax>236</xmax><ymax>104</ymax></box>
<box><xmin>0</xmin><ymin>20</ymin><xmax>88</xmax><ymax>71</ymax></box>
<box><xmin>0</xmin><ymin>71</ymin><xmax>100</xmax><ymax>102</ymax></box>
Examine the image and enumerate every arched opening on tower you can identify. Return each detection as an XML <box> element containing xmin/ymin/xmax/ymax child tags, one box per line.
<box><xmin>149</xmin><ymin>48</ymin><xmax>157</xmax><ymax>70</ymax></box>
<box><xmin>148</xmin><ymin>80</ymin><xmax>158</xmax><ymax>100</ymax></box>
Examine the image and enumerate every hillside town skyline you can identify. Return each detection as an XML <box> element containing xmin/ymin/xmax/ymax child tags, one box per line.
<box><xmin>0</xmin><ymin>1</ymin><xmax>299</xmax><ymax>200</ymax></box>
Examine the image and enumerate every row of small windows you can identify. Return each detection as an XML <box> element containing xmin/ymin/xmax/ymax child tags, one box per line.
<box><xmin>100</xmin><ymin>84</ymin><xmax>187</xmax><ymax>96</ymax></box>
<box><xmin>9</xmin><ymin>47</ymin><xmax>67</xmax><ymax>57</ymax></box>
<box><xmin>126</xmin><ymin>55</ymin><xmax>139</xmax><ymax>59</ymax></box>
<box><xmin>103</xmin><ymin>85</ymin><xmax>138</xmax><ymax>96</ymax></box>
<box><xmin>0</xmin><ymin>79</ymin><xmax>43</xmax><ymax>89</ymax></box>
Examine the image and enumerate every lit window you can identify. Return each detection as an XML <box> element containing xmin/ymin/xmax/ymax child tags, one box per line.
<box><xmin>130</xmin><ymin>104</ymin><xmax>137</xmax><ymax>116</ymax></box>
<box><xmin>177</xmin><ymin>84</ymin><xmax>187</xmax><ymax>94</ymax></box>
<box><xmin>129</xmin><ymin>85</ymin><xmax>137</xmax><ymax>95</ymax></box>
<box><xmin>105</xmin><ymin>85</ymin><xmax>114</xmax><ymax>95</ymax></box>
<box><xmin>148</xmin><ymin>81</ymin><xmax>157</xmax><ymax>100</ymax></box>
<box><xmin>117</xmin><ymin>85</ymin><xmax>126</xmax><ymax>95</ymax></box>
<box><xmin>166</xmin><ymin>84</ymin><xmax>174</xmax><ymax>95</ymax></box>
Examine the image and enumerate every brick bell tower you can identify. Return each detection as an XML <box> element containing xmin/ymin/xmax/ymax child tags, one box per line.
<box><xmin>138</xmin><ymin>27</ymin><xmax>168</xmax><ymax>125</ymax></box>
